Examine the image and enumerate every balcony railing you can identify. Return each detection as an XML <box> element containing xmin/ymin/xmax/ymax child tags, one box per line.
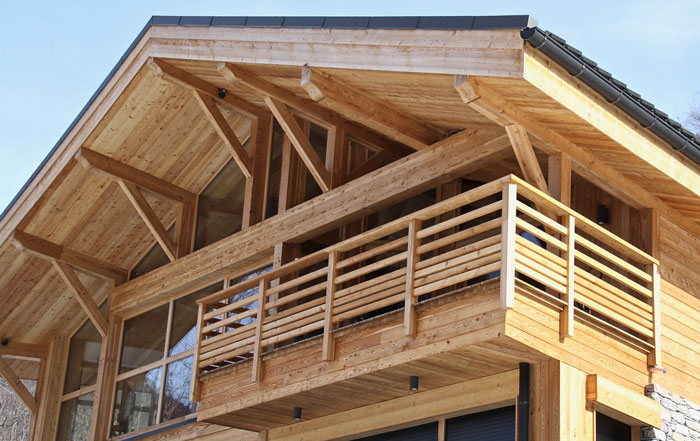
<box><xmin>190</xmin><ymin>175</ymin><xmax>660</xmax><ymax>399</ymax></box>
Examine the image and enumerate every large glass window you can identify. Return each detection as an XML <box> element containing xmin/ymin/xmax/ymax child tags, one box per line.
<box><xmin>56</xmin><ymin>303</ymin><xmax>106</xmax><ymax>441</ymax></box>
<box><xmin>110</xmin><ymin>284</ymin><xmax>220</xmax><ymax>437</ymax></box>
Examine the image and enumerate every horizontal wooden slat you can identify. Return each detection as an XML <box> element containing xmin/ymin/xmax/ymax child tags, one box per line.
<box><xmin>515</xmin><ymin>201</ymin><xmax>567</xmax><ymax>235</ymax></box>
<box><xmin>575</xmin><ymin>252</ymin><xmax>652</xmax><ymax>298</ymax></box>
<box><xmin>335</xmin><ymin>251</ymin><xmax>407</xmax><ymax>284</ymax></box>
<box><xmin>515</xmin><ymin>217</ymin><xmax>566</xmax><ymax>251</ymax></box>
<box><xmin>417</xmin><ymin>200</ymin><xmax>502</xmax><ymax>239</ymax></box>
<box><xmin>417</xmin><ymin>217</ymin><xmax>501</xmax><ymax>255</ymax></box>
<box><xmin>575</xmin><ymin>235</ymin><xmax>651</xmax><ymax>283</ymax></box>
<box><xmin>336</xmin><ymin>237</ymin><xmax>408</xmax><ymax>270</ymax></box>
<box><xmin>267</xmin><ymin>266</ymin><xmax>329</xmax><ymax>296</ymax></box>
<box><xmin>414</xmin><ymin>262</ymin><xmax>500</xmax><ymax>296</ymax></box>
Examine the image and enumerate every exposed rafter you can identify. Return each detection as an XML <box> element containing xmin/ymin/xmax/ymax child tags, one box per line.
<box><xmin>10</xmin><ymin>230</ymin><xmax>128</xmax><ymax>283</ymax></box>
<box><xmin>119</xmin><ymin>180</ymin><xmax>177</xmax><ymax>262</ymax></box>
<box><xmin>300</xmin><ymin>67</ymin><xmax>441</xmax><ymax>151</ymax></box>
<box><xmin>0</xmin><ymin>357</ymin><xmax>37</xmax><ymax>413</ymax></box>
<box><xmin>192</xmin><ymin>90</ymin><xmax>254</xmax><ymax>179</ymax></box>
<box><xmin>504</xmin><ymin>125</ymin><xmax>549</xmax><ymax>194</ymax></box>
<box><xmin>265</xmin><ymin>96</ymin><xmax>332</xmax><ymax>192</ymax></box>
<box><xmin>147</xmin><ymin>57</ymin><xmax>264</xmax><ymax>119</ymax></box>
<box><xmin>76</xmin><ymin>147</ymin><xmax>196</xmax><ymax>205</ymax></box>
<box><xmin>52</xmin><ymin>260</ymin><xmax>108</xmax><ymax>337</ymax></box>
<box><xmin>217</xmin><ymin>62</ymin><xmax>413</xmax><ymax>158</ymax></box>
<box><xmin>454</xmin><ymin>75</ymin><xmax>655</xmax><ymax>210</ymax></box>
<box><xmin>0</xmin><ymin>342</ymin><xmax>46</xmax><ymax>360</ymax></box>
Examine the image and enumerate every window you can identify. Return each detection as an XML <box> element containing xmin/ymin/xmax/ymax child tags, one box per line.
<box><xmin>110</xmin><ymin>284</ymin><xmax>220</xmax><ymax>437</ymax></box>
<box><xmin>596</xmin><ymin>413</ymin><xmax>631</xmax><ymax>441</ymax></box>
<box><xmin>56</xmin><ymin>307</ymin><xmax>104</xmax><ymax>441</ymax></box>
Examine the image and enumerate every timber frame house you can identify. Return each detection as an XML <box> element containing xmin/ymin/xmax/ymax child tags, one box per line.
<box><xmin>2</xmin><ymin>14</ymin><xmax>700</xmax><ymax>440</ymax></box>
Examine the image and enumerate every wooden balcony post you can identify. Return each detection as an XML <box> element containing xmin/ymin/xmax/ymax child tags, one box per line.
<box><xmin>560</xmin><ymin>214</ymin><xmax>576</xmax><ymax>339</ymax></box>
<box><xmin>252</xmin><ymin>279</ymin><xmax>268</xmax><ymax>382</ymax></box>
<box><xmin>190</xmin><ymin>302</ymin><xmax>204</xmax><ymax>402</ymax></box>
<box><xmin>322</xmin><ymin>252</ymin><xmax>338</xmax><ymax>361</ymax></box>
<box><xmin>648</xmin><ymin>263</ymin><xmax>662</xmax><ymax>369</ymax></box>
<box><xmin>500</xmin><ymin>183</ymin><xmax>517</xmax><ymax>309</ymax></box>
<box><xmin>404</xmin><ymin>219</ymin><xmax>421</xmax><ymax>337</ymax></box>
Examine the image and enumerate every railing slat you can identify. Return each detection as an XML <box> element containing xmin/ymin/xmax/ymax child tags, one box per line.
<box><xmin>500</xmin><ymin>183</ymin><xmax>517</xmax><ymax>309</ymax></box>
<box><xmin>404</xmin><ymin>219</ymin><xmax>421</xmax><ymax>337</ymax></box>
<box><xmin>323</xmin><ymin>251</ymin><xmax>338</xmax><ymax>361</ymax></box>
<box><xmin>561</xmin><ymin>215</ymin><xmax>575</xmax><ymax>339</ymax></box>
<box><xmin>252</xmin><ymin>279</ymin><xmax>267</xmax><ymax>382</ymax></box>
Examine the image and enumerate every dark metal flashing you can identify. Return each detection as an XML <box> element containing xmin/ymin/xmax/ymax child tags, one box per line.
<box><xmin>522</xmin><ymin>27</ymin><xmax>700</xmax><ymax>165</ymax></box>
<box><xmin>3</xmin><ymin>14</ymin><xmax>698</xmax><ymax>223</ymax></box>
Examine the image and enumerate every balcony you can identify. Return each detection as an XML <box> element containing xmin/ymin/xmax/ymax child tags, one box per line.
<box><xmin>190</xmin><ymin>175</ymin><xmax>660</xmax><ymax>430</ymax></box>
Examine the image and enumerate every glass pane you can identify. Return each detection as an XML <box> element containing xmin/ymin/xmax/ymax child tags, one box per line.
<box><xmin>63</xmin><ymin>318</ymin><xmax>102</xmax><ymax>394</ymax></box>
<box><xmin>161</xmin><ymin>357</ymin><xmax>197</xmax><ymax>422</ymax></box>
<box><xmin>119</xmin><ymin>304</ymin><xmax>169</xmax><ymax>374</ymax></box>
<box><xmin>56</xmin><ymin>392</ymin><xmax>94</xmax><ymax>441</ymax></box>
<box><xmin>130</xmin><ymin>225</ymin><xmax>174</xmax><ymax>279</ymax></box>
<box><xmin>111</xmin><ymin>367</ymin><xmax>161</xmax><ymax>437</ymax></box>
<box><xmin>195</xmin><ymin>157</ymin><xmax>247</xmax><ymax>251</ymax></box>
<box><xmin>169</xmin><ymin>284</ymin><xmax>221</xmax><ymax>357</ymax></box>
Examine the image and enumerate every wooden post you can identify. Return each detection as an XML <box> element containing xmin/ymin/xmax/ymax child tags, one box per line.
<box><xmin>548</xmin><ymin>152</ymin><xmax>572</xmax><ymax>207</ymax></box>
<box><xmin>89</xmin><ymin>310</ymin><xmax>122</xmax><ymax>441</ymax></box>
<box><xmin>190</xmin><ymin>303</ymin><xmax>204</xmax><ymax>402</ymax></box>
<box><xmin>252</xmin><ymin>279</ymin><xmax>268</xmax><ymax>383</ymax></box>
<box><xmin>560</xmin><ymin>215</ymin><xmax>576</xmax><ymax>339</ymax></box>
<box><xmin>500</xmin><ymin>183</ymin><xmax>517</xmax><ymax>309</ymax></box>
<box><xmin>175</xmin><ymin>201</ymin><xmax>197</xmax><ymax>259</ymax></box>
<box><xmin>242</xmin><ymin>114</ymin><xmax>273</xmax><ymax>229</ymax></box>
<box><xmin>649</xmin><ymin>263</ymin><xmax>662</xmax><ymax>369</ymax></box>
<box><xmin>326</xmin><ymin>127</ymin><xmax>348</xmax><ymax>189</ymax></box>
<box><xmin>31</xmin><ymin>336</ymin><xmax>68</xmax><ymax>441</ymax></box>
<box><xmin>404</xmin><ymin>219</ymin><xmax>421</xmax><ymax>337</ymax></box>
<box><xmin>322</xmin><ymin>252</ymin><xmax>338</xmax><ymax>361</ymax></box>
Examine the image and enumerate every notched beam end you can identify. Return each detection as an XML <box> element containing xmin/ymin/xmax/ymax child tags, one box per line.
<box><xmin>300</xmin><ymin>66</ymin><xmax>326</xmax><ymax>102</ymax></box>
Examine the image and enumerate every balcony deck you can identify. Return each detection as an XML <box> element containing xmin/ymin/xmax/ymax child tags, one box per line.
<box><xmin>191</xmin><ymin>175</ymin><xmax>660</xmax><ymax>430</ymax></box>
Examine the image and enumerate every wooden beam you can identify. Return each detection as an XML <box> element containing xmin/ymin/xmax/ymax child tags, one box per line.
<box><xmin>301</xmin><ymin>67</ymin><xmax>441</xmax><ymax>150</ymax></box>
<box><xmin>265</xmin><ymin>97</ymin><xmax>332</xmax><ymax>192</ymax></box>
<box><xmin>548</xmin><ymin>152</ymin><xmax>572</xmax><ymax>206</ymax></box>
<box><xmin>505</xmin><ymin>125</ymin><xmax>548</xmax><ymax>194</ymax></box>
<box><xmin>53</xmin><ymin>261</ymin><xmax>108</xmax><ymax>337</ymax></box>
<box><xmin>0</xmin><ymin>356</ymin><xmax>37</xmax><ymax>412</ymax></box>
<box><xmin>76</xmin><ymin>147</ymin><xmax>196</xmax><ymax>205</ymax></box>
<box><xmin>0</xmin><ymin>343</ymin><xmax>46</xmax><ymax>360</ymax></box>
<box><xmin>267</xmin><ymin>370</ymin><xmax>518</xmax><ymax>441</ymax></box>
<box><xmin>586</xmin><ymin>374</ymin><xmax>661</xmax><ymax>428</ymax></box>
<box><xmin>10</xmin><ymin>230</ymin><xmax>127</xmax><ymax>283</ymax></box>
<box><xmin>32</xmin><ymin>337</ymin><xmax>68</xmax><ymax>441</ymax></box>
<box><xmin>325</xmin><ymin>127</ymin><xmax>348</xmax><ymax>189</ymax></box>
<box><xmin>175</xmin><ymin>202</ymin><xmax>196</xmax><ymax>259</ymax></box>
<box><xmin>243</xmin><ymin>114</ymin><xmax>273</xmax><ymax>228</ymax></box>
<box><xmin>119</xmin><ymin>179</ymin><xmax>177</xmax><ymax>261</ymax></box>
<box><xmin>192</xmin><ymin>89</ymin><xmax>254</xmax><ymax>179</ymax></box>
<box><xmin>112</xmin><ymin>129</ymin><xmax>510</xmax><ymax>316</ymax></box>
<box><xmin>89</xmin><ymin>312</ymin><xmax>121</xmax><ymax>441</ymax></box>
<box><xmin>147</xmin><ymin>57</ymin><xmax>264</xmax><ymax>119</ymax></box>
<box><xmin>217</xmin><ymin>63</ymin><xmax>412</xmax><ymax>158</ymax></box>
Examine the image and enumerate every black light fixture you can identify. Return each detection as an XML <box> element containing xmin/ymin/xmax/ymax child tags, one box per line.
<box><xmin>409</xmin><ymin>375</ymin><xmax>419</xmax><ymax>391</ymax></box>
<box><xmin>218</xmin><ymin>88</ymin><xmax>227</xmax><ymax>99</ymax></box>
<box><xmin>0</xmin><ymin>339</ymin><xmax>7</xmax><ymax>347</ymax></box>
<box><xmin>597</xmin><ymin>204</ymin><xmax>609</xmax><ymax>225</ymax></box>
<box><xmin>293</xmin><ymin>406</ymin><xmax>302</xmax><ymax>421</ymax></box>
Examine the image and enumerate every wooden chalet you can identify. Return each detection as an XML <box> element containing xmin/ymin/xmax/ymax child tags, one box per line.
<box><xmin>2</xmin><ymin>14</ymin><xmax>700</xmax><ymax>440</ymax></box>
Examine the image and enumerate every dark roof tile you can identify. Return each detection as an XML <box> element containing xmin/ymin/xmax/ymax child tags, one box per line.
<box><xmin>417</xmin><ymin>16</ymin><xmax>475</xmax><ymax>29</ymax></box>
<box><xmin>323</xmin><ymin>16</ymin><xmax>370</xmax><ymax>28</ymax></box>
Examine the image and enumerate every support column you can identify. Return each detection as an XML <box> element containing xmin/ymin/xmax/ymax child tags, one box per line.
<box><xmin>89</xmin><ymin>308</ymin><xmax>122</xmax><ymax>441</ymax></box>
<box><xmin>242</xmin><ymin>114</ymin><xmax>274</xmax><ymax>229</ymax></box>
<box><xmin>31</xmin><ymin>337</ymin><xmax>68</xmax><ymax>441</ymax></box>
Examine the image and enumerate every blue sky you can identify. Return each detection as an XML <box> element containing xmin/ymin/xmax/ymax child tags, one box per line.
<box><xmin>1</xmin><ymin>0</ymin><xmax>699</xmax><ymax>213</ymax></box>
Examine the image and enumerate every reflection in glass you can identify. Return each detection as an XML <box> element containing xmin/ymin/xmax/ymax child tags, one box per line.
<box><xmin>56</xmin><ymin>392</ymin><xmax>94</xmax><ymax>441</ymax></box>
<box><xmin>195</xmin><ymin>157</ymin><xmax>247</xmax><ymax>251</ymax></box>
<box><xmin>228</xmin><ymin>265</ymin><xmax>273</xmax><ymax>326</ymax></box>
<box><xmin>63</xmin><ymin>319</ymin><xmax>102</xmax><ymax>394</ymax></box>
<box><xmin>130</xmin><ymin>226</ymin><xmax>174</xmax><ymax>279</ymax></box>
<box><xmin>169</xmin><ymin>284</ymin><xmax>220</xmax><ymax>357</ymax></box>
<box><xmin>119</xmin><ymin>304</ymin><xmax>168</xmax><ymax>374</ymax></box>
<box><xmin>111</xmin><ymin>368</ymin><xmax>161</xmax><ymax>437</ymax></box>
<box><xmin>161</xmin><ymin>356</ymin><xmax>197</xmax><ymax>422</ymax></box>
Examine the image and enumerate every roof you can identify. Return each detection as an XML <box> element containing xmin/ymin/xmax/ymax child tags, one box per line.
<box><xmin>2</xmin><ymin>14</ymin><xmax>699</xmax><ymax>223</ymax></box>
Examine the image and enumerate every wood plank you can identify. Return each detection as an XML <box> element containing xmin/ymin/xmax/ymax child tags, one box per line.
<box><xmin>175</xmin><ymin>202</ymin><xmax>196</xmax><ymax>259</ymax></box>
<box><xmin>586</xmin><ymin>374</ymin><xmax>661</xmax><ymax>428</ymax></box>
<box><xmin>548</xmin><ymin>152</ymin><xmax>571</xmax><ymax>206</ymax></box>
<box><xmin>10</xmin><ymin>230</ymin><xmax>128</xmax><ymax>283</ymax></box>
<box><xmin>89</xmin><ymin>309</ymin><xmax>121</xmax><ymax>441</ymax></box>
<box><xmin>218</xmin><ymin>62</ymin><xmax>412</xmax><ymax>158</ymax></box>
<box><xmin>561</xmin><ymin>215</ymin><xmax>575</xmax><ymax>339</ymax></box>
<box><xmin>404</xmin><ymin>219</ymin><xmax>420</xmax><ymax>337</ymax></box>
<box><xmin>119</xmin><ymin>179</ymin><xmax>177</xmax><ymax>261</ymax></box>
<box><xmin>148</xmin><ymin>57</ymin><xmax>264</xmax><ymax>119</ymax></box>
<box><xmin>52</xmin><ymin>261</ymin><xmax>108</xmax><ymax>337</ymax></box>
<box><xmin>501</xmin><ymin>183</ymin><xmax>516</xmax><ymax>308</ymax></box>
<box><xmin>0</xmin><ymin>356</ymin><xmax>37</xmax><ymax>412</ymax></box>
<box><xmin>192</xmin><ymin>90</ymin><xmax>254</xmax><ymax>179</ymax></box>
<box><xmin>322</xmin><ymin>251</ymin><xmax>338</xmax><ymax>361</ymax></box>
<box><xmin>301</xmin><ymin>67</ymin><xmax>441</xmax><ymax>150</ymax></box>
<box><xmin>265</xmin><ymin>97</ymin><xmax>332</xmax><ymax>192</ymax></box>
<box><xmin>32</xmin><ymin>337</ymin><xmax>68</xmax><ymax>441</ymax></box>
<box><xmin>76</xmin><ymin>147</ymin><xmax>195</xmax><ymax>205</ymax></box>
<box><xmin>243</xmin><ymin>114</ymin><xmax>273</xmax><ymax>228</ymax></box>
<box><xmin>325</xmin><ymin>127</ymin><xmax>349</xmax><ymax>188</ymax></box>
<box><xmin>505</xmin><ymin>125</ymin><xmax>548</xmax><ymax>193</ymax></box>
<box><xmin>252</xmin><ymin>280</ymin><xmax>268</xmax><ymax>383</ymax></box>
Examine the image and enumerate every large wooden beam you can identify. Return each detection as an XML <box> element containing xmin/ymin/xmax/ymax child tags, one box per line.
<box><xmin>217</xmin><ymin>63</ymin><xmax>412</xmax><ymax>158</ymax></box>
<box><xmin>265</xmin><ymin>97</ymin><xmax>332</xmax><ymax>192</ymax></box>
<box><xmin>175</xmin><ymin>202</ymin><xmax>196</xmax><ymax>259</ymax></box>
<box><xmin>0</xmin><ymin>342</ymin><xmax>46</xmax><ymax>360</ymax></box>
<box><xmin>301</xmin><ymin>67</ymin><xmax>441</xmax><ymax>151</ymax></box>
<box><xmin>147</xmin><ymin>57</ymin><xmax>264</xmax><ymax>119</ymax></box>
<box><xmin>192</xmin><ymin>90</ymin><xmax>254</xmax><ymax>179</ymax></box>
<box><xmin>76</xmin><ymin>147</ymin><xmax>196</xmax><ymax>205</ymax></box>
<box><xmin>548</xmin><ymin>152</ymin><xmax>572</xmax><ymax>206</ymax></box>
<box><xmin>242</xmin><ymin>114</ymin><xmax>273</xmax><ymax>228</ymax></box>
<box><xmin>89</xmin><ymin>312</ymin><xmax>121</xmax><ymax>441</ymax></box>
<box><xmin>53</xmin><ymin>261</ymin><xmax>108</xmax><ymax>337</ymax></box>
<box><xmin>10</xmin><ymin>230</ymin><xmax>128</xmax><ymax>283</ymax></box>
<box><xmin>32</xmin><ymin>337</ymin><xmax>67</xmax><ymax>441</ymax></box>
<box><xmin>504</xmin><ymin>125</ymin><xmax>548</xmax><ymax>193</ymax></box>
<box><xmin>119</xmin><ymin>179</ymin><xmax>177</xmax><ymax>261</ymax></box>
<box><xmin>0</xmin><ymin>356</ymin><xmax>37</xmax><ymax>413</ymax></box>
<box><xmin>111</xmin><ymin>129</ymin><xmax>510</xmax><ymax>316</ymax></box>
<box><xmin>454</xmin><ymin>75</ymin><xmax>653</xmax><ymax>209</ymax></box>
